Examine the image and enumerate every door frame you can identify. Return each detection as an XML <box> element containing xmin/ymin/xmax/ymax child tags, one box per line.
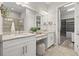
<box><xmin>57</xmin><ymin>2</ymin><xmax>73</xmax><ymax>45</ymax></box>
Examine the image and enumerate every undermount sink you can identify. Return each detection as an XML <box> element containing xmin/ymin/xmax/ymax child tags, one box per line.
<box><xmin>36</xmin><ymin>32</ymin><xmax>43</xmax><ymax>34</ymax></box>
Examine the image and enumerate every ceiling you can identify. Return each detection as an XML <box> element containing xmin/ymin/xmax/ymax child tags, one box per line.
<box><xmin>3</xmin><ymin>2</ymin><xmax>66</xmax><ymax>13</ymax></box>
<box><xmin>3</xmin><ymin>2</ymin><xmax>26</xmax><ymax>13</ymax></box>
<box><xmin>60</xmin><ymin>3</ymin><xmax>75</xmax><ymax>13</ymax></box>
<box><xmin>28</xmin><ymin>2</ymin><xmax>53</xmax><ymax>11</ymax></box>
<box><xmin>29</xmin><ymin>2</ymin><xmax>65</xmax><ymax>12</ymax></box>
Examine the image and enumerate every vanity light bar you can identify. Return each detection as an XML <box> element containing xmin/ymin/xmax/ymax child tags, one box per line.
<box><xmin>64</xmin><ymin>3</ymin><xmax>75</xmax><ymax>7</ymax></box>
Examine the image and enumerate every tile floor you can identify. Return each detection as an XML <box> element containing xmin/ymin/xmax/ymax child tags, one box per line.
<box><xmin>44</xmin><ymin>39</ymin><xmax>77</xmax><ymax>56</ymax></box>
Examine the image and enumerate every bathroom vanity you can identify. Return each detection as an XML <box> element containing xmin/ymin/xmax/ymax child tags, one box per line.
<box><xmin>0</xmin><ymin>32</ymin><xmax>55</xmax><ymax>56</ymax></box>
<box><xmin>0</xmin><ymin>33</ymin><xmax>36</xmax><ymax>56</ymax></box>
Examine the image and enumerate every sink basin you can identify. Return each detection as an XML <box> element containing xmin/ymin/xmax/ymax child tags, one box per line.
<box><xmin>36</xmin><ymin>32</ymin><xmax>42</xmax><ymax>34</ymax></box>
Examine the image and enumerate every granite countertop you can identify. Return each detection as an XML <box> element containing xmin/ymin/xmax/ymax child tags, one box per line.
<box><xmin>2</xmin><ymin>31</ymin><xmax>54</xmax><ymax>42</ymax></box>
<box><xmin>2</xmin><ymin>33</ymin><xmax>35</xmax><ymax>42</ymax></box>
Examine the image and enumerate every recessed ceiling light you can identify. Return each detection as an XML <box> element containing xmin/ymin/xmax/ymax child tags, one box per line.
<box><xmin>64</xmin><ymin>3</ymin><xmax>75</xmax><ymax>7</ymax></box>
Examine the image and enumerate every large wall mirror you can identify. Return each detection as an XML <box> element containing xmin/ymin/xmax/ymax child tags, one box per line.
<box><xmin>3</xmin><ymin>17</ymin><xmax>24</xmax><ymax>33</ymax></box>
<box><xmin>2</xmin><ymin>2</ymin><xmax>25</xmax><ymax>34</ymax></box>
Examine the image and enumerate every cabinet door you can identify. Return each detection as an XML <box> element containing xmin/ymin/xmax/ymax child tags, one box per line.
<box><xmin>3</xmin><ymin>44</ymin><xmax>24</xmax><ymax>56</ymax></box>
<box><xmin>3</xmin><ymin>38</ymin><xmax>28</xmax><ymax>56</ymax></box>
<box><xmin>47</xmin><ymin>33</ymin><xmax>55</xmax><ymax>48</ymax></box>
<box><xmin>30</xmin><ymin>39</ymin><xmax>36</xmax><ymax>56</ymax></box>
<box><xmin>24</xmin><ymin>37</ymin><xmax>36</xmax><ymax>56</ymax></box>
<box><xmin>3</xmin><ymin>36</ymin><xmax>36</xmax><ymax>56</ymax></box>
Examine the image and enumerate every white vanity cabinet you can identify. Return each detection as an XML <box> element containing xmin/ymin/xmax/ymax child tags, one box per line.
<box><xmin>26</xmin><ymin>37</ymin><xmax>36</xmax><ymax>56</ymax></box>
<box><xmin>46</xmin><ymin>32</ymin><xmax>55</xmax><ymax>48</ymax></box>
<box><xmin>2</xmin><ymin>36</ymin><xmax>36</xmax><ymax>56</ymax></box>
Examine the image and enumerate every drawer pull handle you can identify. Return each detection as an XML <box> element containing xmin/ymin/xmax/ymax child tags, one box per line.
<box><xmin>23</xmin><ymin>47</ymin><xmax>24</xmax><ymax>55</ymax></box>
<box><xmin>23</xmin><ymin>46</ymin><xmax>27</xmax><ymax>55</ymax></box>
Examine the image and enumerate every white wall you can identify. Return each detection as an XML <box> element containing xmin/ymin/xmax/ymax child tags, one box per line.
<box><xmin>48</xmin><ymin>2</ymin><xmax>67</xmax><ymax>45</ymax></box>
<box><xmin>24</xmin><ymin>8</ymin><xmax>37</xmax><ymax>32</ymax></box>
<box><xmin>75</xmin><ymin>3</ymin><xmax>79</xmax><ymax>34</ymax></box>
<box><xmin>23</xmin><ymin>7</ymin><xmax>49</xmax><ymax>32</ymax></box>
<box><xmin>74</xmin><ymin>3</ymin><xmax>79</xmax><ymax>55</ymax></box>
